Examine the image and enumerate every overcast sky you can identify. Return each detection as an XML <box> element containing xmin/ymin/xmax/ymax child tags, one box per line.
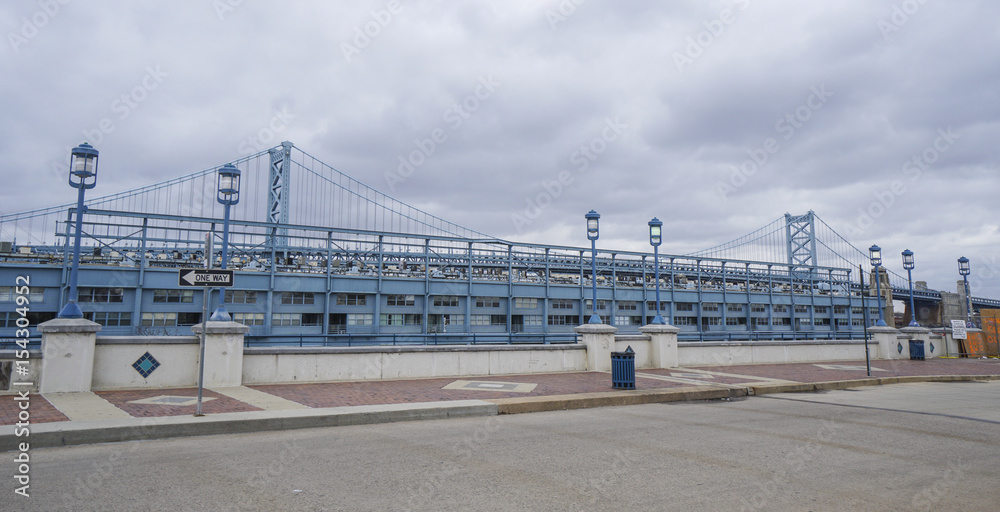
<box><xmin>2</xmin><ymin>1</ymin><xmax>998</xmax><ymax>298</ymax></box>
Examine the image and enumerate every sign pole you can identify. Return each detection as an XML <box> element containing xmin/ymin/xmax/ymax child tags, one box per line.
<box><xmin>195</xmin><ymin>232</ymin><xmax>213</xmax><ymax>417</ymax></box>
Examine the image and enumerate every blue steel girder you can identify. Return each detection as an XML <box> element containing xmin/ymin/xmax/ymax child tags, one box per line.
<box><xmin>785</xmin><ymin>211</ymin><xmax>817</xmax><ymax>281</ymax></box>
<box><xmin>268</xmin><ymin>142</ymin><xmax>293</xmax><ymax>248</ymax></box>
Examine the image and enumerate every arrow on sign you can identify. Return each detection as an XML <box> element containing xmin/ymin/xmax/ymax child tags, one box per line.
<box><xmin>178</xmin><ymin>268</ymin><xmax>235</xmax><ymax>287</ymax></box>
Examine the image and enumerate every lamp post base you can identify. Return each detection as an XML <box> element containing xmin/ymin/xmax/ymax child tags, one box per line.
<box><xmin>588</xmin><ymin>314</ymin><xmax>602</xmax><ymax>324</ymax></box>
<box><xmin>209</xmin><ymin>306</ymin><xmax>231</xmax><ymax>322</ymax></box>
<box><xmin>875</xmin><ymin>319</ymin><xmax>888</xmax><ymax>327</ymax></box>
<box><xmin>651</xmin><ymin>314</ymin><xmax>666</xmax><ymax>325</ymax></box>
<box><xmin>57</xmin><ymin>301</ymin><xmax>83</xmax><ymax>319</ymax></box>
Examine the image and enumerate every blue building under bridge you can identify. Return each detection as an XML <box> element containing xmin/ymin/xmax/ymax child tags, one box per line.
<box><xmin>2</xmin><ymin>142</ymin><xmax>989</xmax><ymax>346</ymax></box>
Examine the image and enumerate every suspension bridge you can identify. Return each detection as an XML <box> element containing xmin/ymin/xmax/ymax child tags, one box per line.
<box><xmin>0</xmin><ymin>142</ymin><xmax>996</xmax><ymax>345</ymax></box>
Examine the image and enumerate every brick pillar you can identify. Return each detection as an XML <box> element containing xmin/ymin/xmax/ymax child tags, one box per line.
<box><xmin>191</xmin><ymin>321</ymin><xmax>249</xmax><ymax>387</ymax></box>
<box><xmin>37</xmin><ymin>318</ymin><xmax>102</xmax><ymax>393</ymax></box>
<box><xmin>574</xmin><ymin>323</ymin><xmax>617</xmax><ymax>372</ymax></box>
<box><xmin>640</xmin><ymin>323</ymin><xmax>681</xmax><ymax>368</ymax></box>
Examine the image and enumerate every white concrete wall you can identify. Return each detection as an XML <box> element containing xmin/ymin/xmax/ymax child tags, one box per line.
<box><xmin>92</xmin><ymin>337</ymin><xmax>199</xmax><ymax>390</ymax></box>
<box><xmin>242</xmin><ymin>345</ymin><xmax>587</xmax><ymax>385</ymax></box>
<box><xmin>614</xmin><ymin>336</ymin><xmax>651</xmax><ymax>368</ymax></box>
<box><xmin>678</xmin><ymin>341</ymin><xmax>876</xmax><ymax>366</ymax></box>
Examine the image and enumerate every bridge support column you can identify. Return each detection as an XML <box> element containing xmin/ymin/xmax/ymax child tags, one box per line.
<box><xmin>37</xmin><ymin>318</ymin><xmax>102</xmax><ymax>393</ymax></box>
<box><xmin>640</xmin><ymin>323</ymin><xmax>681</xmax><ymax>369</ymax></box>
<box><xmin>869</xmin><ymin>325</ymin><xmax>903</xmax><ymax>360</ymax></box>
<box><xmin>192</xmin><ymin>321</ymin><xmax>249</xmax><ymax>387</ymax></box>
<box><xmin>575</xmin><ymin>323</ymin><xmax>617</xmax><ymax>372</ymax></box>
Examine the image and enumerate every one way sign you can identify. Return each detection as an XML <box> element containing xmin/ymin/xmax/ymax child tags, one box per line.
<box><xmin>178</xmin><ymin>268</ymin><xmax>235</xmax><ymax>287</ymax></box>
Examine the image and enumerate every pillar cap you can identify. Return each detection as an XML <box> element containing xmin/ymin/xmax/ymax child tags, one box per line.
<box><xmin>191</xmin><ymin>321</ymin><xmax>250</xmax><ymax>335</ymax></box>
<box><xmin>639</xmin><ymin>324</ymin><xmax>681</xmax><ymax>334</ymax></box>
<box><xmin>867</xmin><ymin>325</ymin><xmax>900</xmax><ymax>334</ymax></box>
<box><xmin>38</xmin><ymin>317</ymin><xmax>102</xmax><ymax>333</ymax></box>
<box><xmin>899</xmin><ymin>326</ymin><xmax>931</xmax><ymax>334</ymax></box>
<box><xmin>574</xmin><ymin>323</ymin><xmax>618</xmax><ymax>334</ymax></box>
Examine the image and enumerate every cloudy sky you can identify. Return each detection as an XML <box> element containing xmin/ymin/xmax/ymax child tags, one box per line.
<box><xmin>2</xmin><ymin>0</ymin><xmax>998</xmax><ymax>298</ymax></box>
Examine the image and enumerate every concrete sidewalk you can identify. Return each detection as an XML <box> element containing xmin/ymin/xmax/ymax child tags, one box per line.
<box><xmin>3</xmin><ymin>358</ymin><xmax>999</xmax><ymax>449</ymax></box>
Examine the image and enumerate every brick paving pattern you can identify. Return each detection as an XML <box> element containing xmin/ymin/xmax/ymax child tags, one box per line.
<box><xmin>95</xmin><ymin>388</ymin><xmax>263</xmax><ymax>418</ymax></box>
<box><xmin>3</xmin><ymin>359</ymin><xmax>999</xmax><ymax>426</ymax></box>
<box><xmin>251</xmin><ymin>372</ymin><xmax>681</xmax><ymax>408</ymax></box>
<box><xmin>0</xmin><ymin>394</ymin><xmax>69</xmax><ymax>426</ymax></box>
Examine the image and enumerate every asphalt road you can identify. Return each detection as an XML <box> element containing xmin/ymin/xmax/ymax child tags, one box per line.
<box><xmin>5</xmin><ymin>381</ymin><xmax>1000</xmax><ymax>511</ymax></box>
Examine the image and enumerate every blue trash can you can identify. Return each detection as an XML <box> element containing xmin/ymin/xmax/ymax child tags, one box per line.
<box><xmin>611</xmin><ymin>346</ymin><xmax>636</xmax><ymax>389</ymax></box>
<box><xmin>909</xmin><ymin>340</ymin><xmax>925</xmax><ymax>360</ymax></box>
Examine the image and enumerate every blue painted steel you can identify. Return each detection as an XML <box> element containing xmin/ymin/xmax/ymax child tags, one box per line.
<box><xmin>586</xmin><ymin>210</ymin><xmax>601</xmax><ymax>324</ymax></box>
<box><xmin>210</xmin><ymin>164</ymin><xmax>240</xmax><ymax>321</ymax></box>
<box><xmin>869</xmin><ymin>244</ymin><xmax>887</xmax><ymax>326</ymax></box>
<box><xmin>958</xmin><ymin>256</ymin><xmax>973</xmax><ymax>327</ymax></box>
<box><xmin>908</xmin><ymin>340</ymin><xmax>925</xmax><ymax>360</ymax></box>
<box><xmin>649</xmin><ymin>217</ymin><xmax>665</xmax><ymax>325</ymax></box>
<box><xmin>611</xmin><ymin>346</ymin><xmax>635</xmax><ymax>389</ymax></box>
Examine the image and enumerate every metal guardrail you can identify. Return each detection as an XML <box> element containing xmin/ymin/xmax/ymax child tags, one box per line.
<box><xmin>244</xmin><ymin>333</ymin><xmax>580</xmax><ymax>347</ymax></box>
<box><xmin>0</xmin><ymin>337</ymin><xmax>41</xmax><ymax>350</ymax></box>
<box><xmin>678</xmin><ymin>330</ymin><xmax>866</xmax><ymax>342</ymax></box>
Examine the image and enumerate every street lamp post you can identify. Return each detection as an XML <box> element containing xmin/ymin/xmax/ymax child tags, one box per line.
<box><xmin>902</xmin><ymin>249</ymin><xmax>918</xmax><ymax>327</ymax></box>
<box><xmin>869</xmin><ymin>244</ymin><xmax>887</xmax><ymax>326</ymax></box>
<box><xmin>57</xmin><ymin>143</ymin><xmax>99</xmax><ymax>319</ymax></box>
<box><xmin>648</xmin><ymin>217</ymin><xmax>665</xmax><ymax>325</ymax></box>
<box><xmin>958</xmin><ymin>256</ymin><xmax>972</xmax><ymax>328</ymax></box>
<box><xmin>209</xmin><ymin>164</ymin><xmax>241</xmax><ymax>321</ymax></box>
<box><xmin>586</xmin><ymin>210</ymin><xmax>601</xmax><ymax>324</ymax></box>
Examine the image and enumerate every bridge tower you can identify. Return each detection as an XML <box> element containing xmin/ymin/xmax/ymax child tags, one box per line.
<box><xmin>785</xmin><ymin>211</ymin><xmax>817</xmax><ymax>280</ymax></box>
<box><xmin>268</xmin><ymin>141</ymin><xmax>293</xmax><ymax>248</ymax></box>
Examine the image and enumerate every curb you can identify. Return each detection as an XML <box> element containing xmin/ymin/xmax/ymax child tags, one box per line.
<box><xmin>1</xmin><ymin>400</ymin><xmax>497</xmax><ymax>450</ymax></box>
<box><xmin>749</xmin><ymin>374</ymin><xmax>1000</xmax><ymax>396</ymax></box>
<box><xmin>488</xmin><ymin>386</ymin><xmax>747</xmax><ymax>414</ymax></box>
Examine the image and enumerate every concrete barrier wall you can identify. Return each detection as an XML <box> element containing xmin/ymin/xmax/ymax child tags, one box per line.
<box><xmin>93</xmin><ymin>337</ymin><xmax>199</xmax><ymax>390</ymax></box>
<box><xmin>242</xmin><ymin>345</ymin><xmax>588</xmax><ymax>385</ymax></box>
<box><xmin>678</xmin><ymin>340</ymin><xmax>876</xmax><ymax>366</ymax></box>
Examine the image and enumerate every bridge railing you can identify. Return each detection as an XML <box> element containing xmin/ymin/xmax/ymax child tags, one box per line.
<box><xmin>243</xmin><ymin>332</ymin><xmax>580</xmax><ymax>348</ymax></box>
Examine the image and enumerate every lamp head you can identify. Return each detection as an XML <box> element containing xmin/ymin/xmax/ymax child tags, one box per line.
<box><xmin>958</xmin><ymin>256</ymin><xmax>970</xmax><ymax>276</ymax></box>
<box><xmin>69</xmin><ymin>142</ymin><xmax>99</xmax><ymax>190</ymax></box>
<box><xmin>868</xmin><ymin>244</ymin><xmax>882</xmax><ymax>267</ymax></box>
<box><xmin>902</xmin><ymin>249</ymin><xmax>914</xmax><ymax>270</ymax></box>
<box><xmin>648</xmin><ymin>217</ymin><xmax>662</xmax><ymax>247</ymax></box>
<box><xmin>216</xmin><ymin>164</ymin><xmax>241</xmax><ymax>205</ymax></box>
<box><xmin>585</xmin><ymin>210</ymin><xmax>600</xmax><ymax>241</ymax></box>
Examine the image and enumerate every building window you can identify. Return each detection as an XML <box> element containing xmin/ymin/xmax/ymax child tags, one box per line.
<box><xmin>751</xmin><ymin>317</ymin><xmax>769</xmax><ymax>329</ymax></box>
<box><xmin>837</xmin><ymin>318</ymin><xmax>850</xmax><ymax>326</ymax></box>
<box><xmin>226</xmin><ymin>290</ymin><xmax>259</xmax><ymax>304</ymax></box>
<box><xmin>0</xmin><ymin>286</ymin><xmax>44</xmax><ymax>302</ymax></box>
<box><xmin>85</xmin><ymin>312</ymin><xmax>132</xmax><ymax>326</ymax></box>
<box><xmin>78</xmin><ymin>287</ymin><xmax>124</xmax><ymax>303</ymax></box>
<box><xmin>773</xmin><ymin>305</ymin><xmax>788</xmax><ymax>313</ymax></box>
<box><xmin>616</xmin><ymin>316</ymin><xmax>642</xmax><ymax>326</ymax></box>
<box><xmin>618</xmin><ymin>301</ymin><xmax>638</xmax><ymax>311</ymax></box>
<box><xmin>794</xmin><ymin>305</ymin><xmax>808</xmax><ymax>314</ymax></box>
<box><xmin>141</xmin><ymin>312</ymin><xmax>177</xmax><ymax>327</ymax></box>
<box><xmin>834</xmin><ymin>305</ymin><xmax>847</xmax><ymax>315</ymax></box>
<box><xmin>386</xmin><ymin>294</ymin><xmax>415</xmax><ymax>307</ymax></box>
<box><xmin>583</xmin><ymin>300</ymin><xmax>607</xmax><ymax>310</ymax></box>
<box><xmin>774</xmin><ymin>318</ymin><xmax>791</xmax><ymax>326</ymax></box>
<box><xmin>475</xmin><ymin>297</ymin><xmax>501</xmax><ymax>308</ymax></box>
<box><xmin>702</xmin><ymin>303</ymin><xmax>720</xmax><ymax>312</ymax></box>
<box><xmin>751</xmin><ymin>304</ymin><xmax>767</xmax><ymax>313</ymax></box>
<box><xmin>702</xmin><ymin>317</ymin><xmax>722</xmax><ymax>326</ymax></box>
<box><xmin>727</xmin><ymin>304</ymin><xmax>744</xmax><ymax>313</ymax></box>
<box><xmin>523</xmin><ymin>315</ymin><xmax>543</xmax><ymax>326</ymax></box>
<box><xmin>814</xmin><ymin>306</ymin><xmax>829</xmax><ymax>314</ymax></box>
<box><xmin>514</xmin><ymin>297</ymin><xmax>538</xmax><ymax>309</ymax></box>
<box><xmin>726</xmin><ymin>317</ymin><xmax>747</xmax><ymax>326</ymax></box>
<box><xmin>177</xmin><ymin>312</ymin><xmax>202</xmax><ymax>326</ymax></box>
<box><xmin>380</xmin><ymin>313</ymin><xmax>422</xmax><ymax>326</ymax></box>
<box><xmin>673</xmin><ymin>317</ymin><xmax>696</xmax><ymax>326</ymax></box>
<box><xmin>233</xmin><ymin>313</ymin><xmax>264</xmax><ymax>326</ymax></box>
<box><xmin>272</xmin><ymin>313</ymin><xmax>302</xmax><ymax>326</ymax></box>
<box><xmin>280</xmin><ymin>292</ymin><xmax>314</xmax><ymax>305</ymax></box>
<box><xmin>471</xmin><ymin>314</ymin><xmax>506</xmax><ymax>326</ymax></box>
<box><xmin>432</xmin><ymin>296</ymin><xmax>460</xmax><ymax>307</ymax></box>
<box><xmin>153</xmin><ymin>289</ymin><xmax>194</xmax><ymax>303</ymax></box>
<box><xmin>336</xmin><ymin>293</ymin><xmax>367</xmax><ymax>306</ymax></box>
<box><xmin>675</xmin><ymin>303</ymin><xmax>695</xmax><ymax>312</ymax></box>
<box><xmin>347</xmin><ymin>313</ymin><xmax>373</xmax><ymax>326</ymax></box>
<box><xmin>550</xmin><ymin>299</ymin><xmax>575</xmax><ymax>310</ymax></box>
<box><xmin>547</xmin><ymin>315</ymin><xmax>576</xmax><ymax>325</ymax></box>
<box><xmin>646</xmin><ymin>301</ymin><xmax>668</xmax><ymax>311</ymax></box>
<box><xmin>852</xmin><ymin>307</ymin><xmax>864</xmax><ymax>315</ymax></box>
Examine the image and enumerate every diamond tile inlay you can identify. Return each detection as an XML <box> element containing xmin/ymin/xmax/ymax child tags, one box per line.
<box><xmin>897</xmin><ymin>342</ymin><xmax>903</xmax><ymax>354</ymax></box>
<box><xmin>132</xmin><ymin>352</ymin><xmax>161</xmax><ymax>378</ymax></box>
<box><xmin>929</xmin><ymin>342</ymin><xmax>935</xmax><ymax>353</ymax></box>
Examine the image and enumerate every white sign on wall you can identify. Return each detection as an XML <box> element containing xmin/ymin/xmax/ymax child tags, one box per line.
<box><xmin>951</xmin><ymin>319</ymin><xmax>967</xmax><ymax>340</ymax></box>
